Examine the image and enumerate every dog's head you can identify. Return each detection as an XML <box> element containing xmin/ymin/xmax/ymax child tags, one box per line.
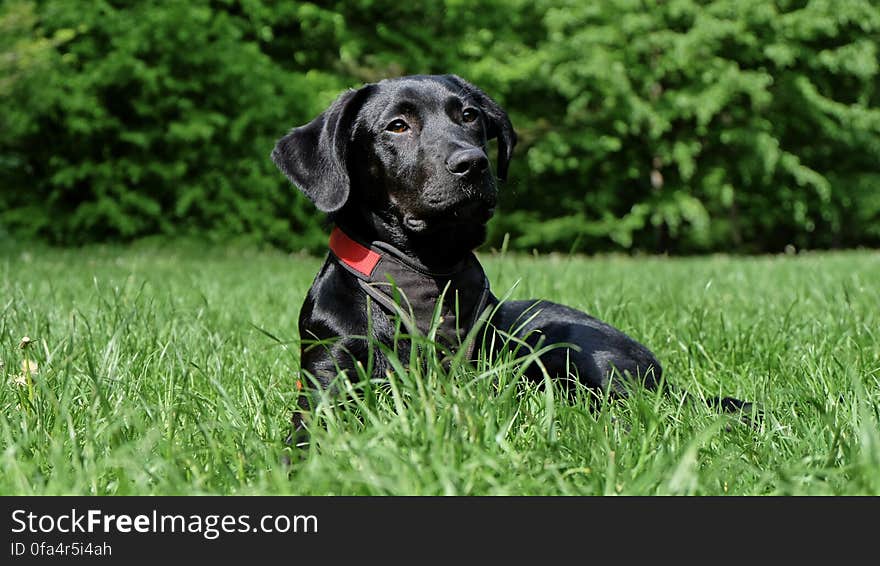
<box><xmin>272</xmin><ymin>75</ymin><xmax>516</xmax><ymax>261</ymax></box>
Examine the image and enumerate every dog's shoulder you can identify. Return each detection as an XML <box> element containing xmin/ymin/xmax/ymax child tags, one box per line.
<box><xmin>303</xmin><ymin>255</ymin><xmax>365</xmax><ymax>313</ymax></box>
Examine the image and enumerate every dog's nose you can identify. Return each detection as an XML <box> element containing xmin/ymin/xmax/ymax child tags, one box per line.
<box><xmin>446</xmin><ymin>148</ymin><xmax>489</xmax><ymax>177</ymax></box>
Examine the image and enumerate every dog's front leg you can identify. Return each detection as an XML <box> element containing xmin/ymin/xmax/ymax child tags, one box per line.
<box><xmin>288</xmin><ymin>336</ymin><xmax>371</xmax><ymax>448</ymax></box>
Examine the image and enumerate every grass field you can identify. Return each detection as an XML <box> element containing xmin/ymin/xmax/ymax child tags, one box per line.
<box><xmin>1</xmin><ymin>242</ymin><xmax>878</xmax><ymax>495</ymax></box>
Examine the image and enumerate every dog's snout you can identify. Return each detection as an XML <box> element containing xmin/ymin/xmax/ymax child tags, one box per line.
<box><xmin>446</xmin><ymin>148</ymin><xmax>489</xmax><ymax>177</ymax></box>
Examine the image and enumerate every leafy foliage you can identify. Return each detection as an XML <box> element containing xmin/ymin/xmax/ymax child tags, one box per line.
<box><xmin>1</xmin><ymin>0</ymin><xmax>879</xmax><ymax>253</ymax></box>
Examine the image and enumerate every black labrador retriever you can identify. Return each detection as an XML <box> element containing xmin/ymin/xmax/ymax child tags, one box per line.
<box><xmin>273</xmin><ymin>74</ymin><xmax>743</xmax><ymax>441</ymax></box>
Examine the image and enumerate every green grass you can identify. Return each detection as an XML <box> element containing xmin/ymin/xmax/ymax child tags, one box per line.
<box><xmin>1</xmin><ymin>242</ymin><xmax>878</xmax><ymax>495</ymax></box>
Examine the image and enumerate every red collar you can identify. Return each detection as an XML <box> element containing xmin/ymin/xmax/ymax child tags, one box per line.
<box><xmin>328</xmin><ymin>227</ymin><xmax>381</xmax><ymax>277</ymax></box>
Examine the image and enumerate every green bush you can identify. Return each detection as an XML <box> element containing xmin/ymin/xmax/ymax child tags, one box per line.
<box><xmin>1</xmin><ymin>0</ymin><xmax>878</xmax><ymax>254</ymax></box>
<box><xmin>0</xmin><ymin>0</ymin><xmax>343</xmax><ymax>251</ymax></box>
<box><xmin>491</xmin><ymin>0</ymin><xmax>880</xmax><ymax>253</ymax></box>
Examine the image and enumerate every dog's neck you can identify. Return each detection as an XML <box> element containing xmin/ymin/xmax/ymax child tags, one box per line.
<box><xmin>331</xmin><ymin>209</ymin><xmax>485</xmax><ymax>272</ymax></box>
<box><xmin>327</xmin><ymin>226</ymin><xmax>493</xmax><ymax>357</ymax></box>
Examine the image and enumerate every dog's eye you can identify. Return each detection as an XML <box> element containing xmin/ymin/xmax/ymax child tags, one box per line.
<box><xmin>462</xmin><ymin>108</ymin><xmax>479</xmax><ymax>123</ymax></box>
<box><xmin>386</xmin><ymin>119</ymin><xmax>410</xmax><ymax>133</ymax></box>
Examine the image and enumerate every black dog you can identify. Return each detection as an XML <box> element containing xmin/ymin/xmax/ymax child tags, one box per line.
<box><xmin>272</xmin><ymin>74</ymin><xmax>740</xmax><ymax>440</ymax></box>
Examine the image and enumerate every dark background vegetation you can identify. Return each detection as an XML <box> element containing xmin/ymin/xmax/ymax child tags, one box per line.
<box><xmin>2</xmin><ymin>0</ymin><xmax>879</xmax><ymax>255</ymax></box>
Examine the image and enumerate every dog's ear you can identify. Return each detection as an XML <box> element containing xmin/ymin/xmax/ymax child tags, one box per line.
<box><xmin>444</xmin><ymin>75</ymin><xmax>517</xmax><ymax>181</ymax></box>
<box><xmin>271</xmin><ymin>85</ymin><xmax>376</xmax><ymax>213</ymax></box>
